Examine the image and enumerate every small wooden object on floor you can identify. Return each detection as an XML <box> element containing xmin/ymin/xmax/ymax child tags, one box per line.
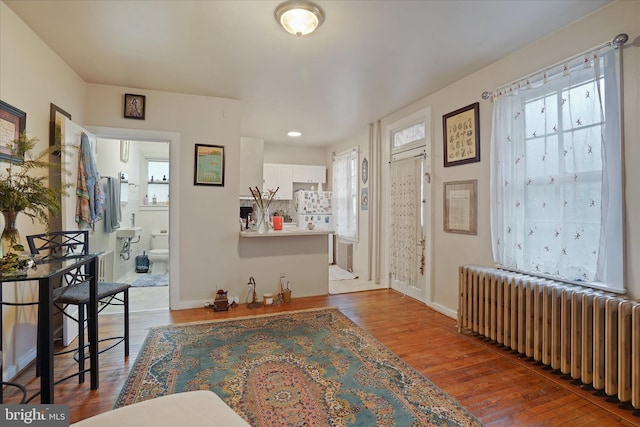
<box><xmin>213</xmin><ymin>291</ymin><xmax>229</xmax><ymax>312</ymax></box>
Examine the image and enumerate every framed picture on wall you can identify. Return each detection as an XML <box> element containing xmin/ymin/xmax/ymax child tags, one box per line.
<box><xmin>443</xmin><ymin>179</ymin><xmax>477</xmax><ymax>235</ymax></box>
<box><xmin>443</xmin><ymin>102</ymin><xmax>480</xmax><ymax>167</ymax></box>
<box><xmin>123</xmin><ymin>93</ymin><xmax>146</xmax><ymax>120</ymax></box>
<box><xmin>194</xmin><ymin>144</ymin><xmax>225</xmax><ymax>186</ymax></box>
<box><xmin>362</xmin><ymin>157</ymin><xmax>368</xmax><ymax>184</ymax></box>
<box><xmin>361</xmin><ymin>187</ymin><xmax>369</xmax><ymax>210</ymax></box>
<box><xmin>0</xmin><ymin>100</ymin><xmax>26</xmax><ymax>162</ymax></box>
<box><xmin>49</xmin><ymin>103</ymin><xmax>71</xmax><ymax>149</ymax></box>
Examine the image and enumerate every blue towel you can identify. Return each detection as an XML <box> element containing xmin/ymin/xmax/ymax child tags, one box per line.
<box><xmin>103</xmin><ymin>176</ymin><xmax>121</xmax><ymax>233</ymax></box>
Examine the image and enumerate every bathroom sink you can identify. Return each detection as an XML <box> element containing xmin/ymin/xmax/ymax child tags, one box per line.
<box><xmin>116</xmin><ymin>227</ymin><xmax>142</xmax><ymax>238</ymax></box>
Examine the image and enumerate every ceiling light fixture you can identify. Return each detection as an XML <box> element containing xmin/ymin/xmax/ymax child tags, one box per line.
<box><xmin>275</xmin><ymin>1</ymin><xmax>324</xmax><ymax>36</ymax></box>
<box><xmin>287</xmin><ymin>131</ymin><xmax>302</xmax><ymax>137</ymax></box>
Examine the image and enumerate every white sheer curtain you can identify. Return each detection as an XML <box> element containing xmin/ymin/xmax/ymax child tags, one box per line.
<box><xmin>490</xmin><ymin>48</ymin><xmax>623</xmax><ymax>289</ymax></box>
<box><xmin>390</xmin><ymin>156</ymin><xmax>420</xmax><ymax>286</ymax></box>
<box><xmin>332</xmin><ymin>147</ymin><xmax>358</xmax><ymax>240</ymax></box>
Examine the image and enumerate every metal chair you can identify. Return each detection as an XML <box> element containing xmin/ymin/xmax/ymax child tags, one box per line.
<box><xmin>26</xmin><ymin>230</ymin><xmax>130</xmax><ymax>384</ymax></box>
<box><xmin>0</xmin><ymin>350</ymin><xmax>27</xmax><ymax>404</ymax></box>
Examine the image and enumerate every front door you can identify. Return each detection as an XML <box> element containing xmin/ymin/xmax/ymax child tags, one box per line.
<box><xmin>389</xmin><ymin>148</ymin><xmax>431</xmax><ymax>303</ymax></box>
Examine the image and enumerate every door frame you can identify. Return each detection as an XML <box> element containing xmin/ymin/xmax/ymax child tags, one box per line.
<box><xmin>382</xmin><ymin>107</ymin><xmax>432</xmax><ymax>304</ymax></box>
<box><xmin>87</xmin><ymin>126</ymin><xmax>181</xmax><ymax>310</ymax></box>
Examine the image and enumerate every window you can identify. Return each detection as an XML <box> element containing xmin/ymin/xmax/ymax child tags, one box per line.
<box><xmin>392</xmin><ymin>122</ymin><xmax>425</xmax><ymax>149</ymax></box>
<box><xmin>490</xmin><ymin>48</ymin><xmax>623</xmax><ymax>291</ymax></box>
<box><xmin>145</xmin><ymin>159</ymin><xmax>169</xmax><ymax>205</ymax></box>
<box><xmin>332</xmin><ymin>147</ymin><xmax>358</xmax><ymax>240</ymax></box>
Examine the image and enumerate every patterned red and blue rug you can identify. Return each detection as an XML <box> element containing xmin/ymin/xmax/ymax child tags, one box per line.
<box><xmin>115</xmin><ymin>308</ymin><xmax>483</xmax><ymax>426</ymax></box>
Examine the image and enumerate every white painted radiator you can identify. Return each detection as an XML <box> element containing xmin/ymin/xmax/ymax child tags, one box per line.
<box><xmin>98</xmin><ymin>250</ymin><xmax>114</xmax><ymax>282</ymax></box>
<box><xmin>336</xmin><ymin>241</ymin><xmax>353</xmax><ymax>272</ymax></box>
<box><xmin>458</xmin><ymin>265</ymin><xmax>640</xmax><ymax>408</ymax></box>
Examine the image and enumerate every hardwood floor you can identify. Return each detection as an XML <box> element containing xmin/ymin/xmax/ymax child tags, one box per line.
<box><xmin>4</xmin><ymin>289</ymin><xmax>639</xmax><ymax>426</ymax></box>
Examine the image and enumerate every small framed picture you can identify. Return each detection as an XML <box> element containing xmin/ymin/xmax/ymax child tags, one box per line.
<box><xmin>443</xmin><ymin>179</ymin><xmax>477</xmax><ymax>235</ymax></box>
<box><xmin>194</xmin><ymin>144</ymin><xmax>225</xmax><ymax>186</ymax></box>
<box><xmin>0</xmin><ymin>100</ymin><xmax>27</xmax><ymax>162</ymax></box>
<box><xmin>361</xmin><ymin>187</ymin><xmax>369</xmax><ymax>210</ymax></box>
<box><xmin>49</xmin><ymin>103</ymin><xmax>71</xmax><ymax>148</ymax></box>
<box><xmin>443</xmin><ymin>102</ymin><xmax>480</xmax><ymax>167</ymax></box>
<box><xmin>123</xmin><ymin>93</ymin><xmax>146</xmax><ymax>120</ymax></box>
<box><xmin>362</xmin><ymin>157</ymin><xmax>368</xmax><ymax>184</ymax></box>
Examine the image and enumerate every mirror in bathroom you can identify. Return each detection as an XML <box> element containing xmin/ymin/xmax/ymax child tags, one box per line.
<box><xmin>120</xmin><ymin>171</ymin><xmax>129</xmax><ymax>204</ymax></box>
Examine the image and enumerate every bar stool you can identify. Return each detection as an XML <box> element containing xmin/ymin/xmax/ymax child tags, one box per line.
<box><xmin>26</xmin><ymin>230</ymin><xmax>130</xmax><ymax>384</ymax></box>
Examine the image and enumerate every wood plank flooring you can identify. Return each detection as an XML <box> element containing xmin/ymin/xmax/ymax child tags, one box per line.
<box><xmin>4</xmin><ymin>289</ymin><xmax>640</xmax><ymax>426</ymax></box>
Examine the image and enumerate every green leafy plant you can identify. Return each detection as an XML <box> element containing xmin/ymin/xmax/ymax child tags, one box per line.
<box><xmin>0</xmin><ymin>133</ymin><xmax>71</xmax><ymax>224</ymax></box>
<box><xmin>0</xmin><ymin>244</ymin><xmax>35</xmax><ymax>275</ymax></box>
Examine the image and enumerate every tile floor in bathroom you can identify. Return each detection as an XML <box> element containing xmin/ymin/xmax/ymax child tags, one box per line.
<box><xmin>101</xmin><ymin>271</ymin><xmax>169</xmax><ymax>314</ymax></box>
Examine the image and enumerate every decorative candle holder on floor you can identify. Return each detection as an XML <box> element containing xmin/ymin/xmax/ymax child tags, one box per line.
<box><xmin>247</xmin><ymin>276</ymin><xmax>262</xmax><ymax>309</ymax></box>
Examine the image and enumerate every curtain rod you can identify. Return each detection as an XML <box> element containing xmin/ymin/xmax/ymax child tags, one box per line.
<box><xmin>481</xmin><ymin>33</ymin><xmax>629</xmax><ymax>101</ymax></box>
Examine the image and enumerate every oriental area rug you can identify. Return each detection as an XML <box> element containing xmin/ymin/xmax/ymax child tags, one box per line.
<box><xmin>115</xmin><ymin>308</ymin><xmax>483</xmax><ymax>426</ymax></box>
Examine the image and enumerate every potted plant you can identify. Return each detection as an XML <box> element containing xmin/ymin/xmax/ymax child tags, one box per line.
<box><xmin>0</xmin><ymin>133</ymin><xmax>71</xmax><ymax>257</ymax></box>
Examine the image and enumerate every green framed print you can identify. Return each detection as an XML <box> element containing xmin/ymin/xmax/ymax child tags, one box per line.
<box><xmin>194</xmin><ymin>144</ymin><xmax>225</xmax><ymax>186</ymax></box>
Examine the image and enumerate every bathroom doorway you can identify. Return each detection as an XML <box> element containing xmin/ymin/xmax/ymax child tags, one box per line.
<box><xmin>95</xmin><ymin>137</ymin><xmax>170</xmax><ymax>312</ymax></box>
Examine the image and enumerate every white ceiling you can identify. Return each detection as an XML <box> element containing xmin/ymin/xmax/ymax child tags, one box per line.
<box><xmin>5</xmin><ymin>0</ymin><xmax>611</xmax><ymax>147</ymax></box>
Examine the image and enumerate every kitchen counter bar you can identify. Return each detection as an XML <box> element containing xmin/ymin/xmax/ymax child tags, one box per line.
<box><xmin>238</xmin><ymin>230</ymin><xmax>331</xmax><ymax>297</ymax></box>
<box><xmin>240</xmin><ymin>229</ymin><xmax>333</xmax><ymax>237</ymax></box>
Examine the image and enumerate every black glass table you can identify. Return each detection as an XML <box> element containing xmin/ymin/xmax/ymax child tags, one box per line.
<box><xmin>0</xmin><ymin>253</ymin><xmax>99</xmax><ymax>403</ymax></box>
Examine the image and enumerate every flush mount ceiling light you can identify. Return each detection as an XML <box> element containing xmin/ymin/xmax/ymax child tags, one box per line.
<box><xmin>287</xmin><ymin>131</ymin><xmax>302</xmax><ymax>137</ymax></box>
<box><xmin>275</xmin><ymin>1</ymin><xmax>324</xmax><ymax>36</ymax></box>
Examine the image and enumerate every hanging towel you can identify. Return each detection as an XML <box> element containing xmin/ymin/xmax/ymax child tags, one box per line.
<box><xmin>76</xmin><ymin>132</ymin><xmax>105</xmax><ymax>229</ymax></box>
<box><xmin>103</xmin><ymin>176</ymin><xmax>121</xmax><ymax>233</ymax></box>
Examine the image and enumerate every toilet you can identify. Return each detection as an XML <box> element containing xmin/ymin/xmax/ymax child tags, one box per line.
<box><xmin>148</xmin><ymin>230</ymin><xmax>169</xmax><ymax>274</ymax></box>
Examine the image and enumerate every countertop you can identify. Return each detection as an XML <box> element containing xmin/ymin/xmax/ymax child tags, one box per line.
<box><xmin>239</xmin><ymin>228</ymin><xmax>334</xmax><ymax>237</ymax></box>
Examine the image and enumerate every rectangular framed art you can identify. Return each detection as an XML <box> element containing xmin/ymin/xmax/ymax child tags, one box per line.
<box><xmin>49</xmin><ymin>103</ymin><xmax>71</xmax><ymax>148</ymax></box>
<box><xmin>123</xmin><ymin>93</ymin><xmax>146</xmax><ymax>120</ymax></box>
<box><xmin>443</xmin><ymin>102</ymin><xmax>480</xmax><ymax>167</ymax></box>
<box><xmin>0</xmin><ymin>100</ymin><xmax>27</xmax><ymax>162</ymax></box>
<box><xmin>443</xmin><ymin>179</ymin><xmax>477</xmax><ymax>235</ymax></box>
<box><xmin>194</xmin><ymin>144</ymin><xmax>225</xmax><ymax>186</ymax></box>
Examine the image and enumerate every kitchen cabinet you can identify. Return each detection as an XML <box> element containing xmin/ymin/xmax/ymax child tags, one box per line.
<box><xmin>240</xmin><ymin>137</ymin><xmax>264</xmax><ymax>197</ymax></box>
<box><xmin>292</xmin><ymin>165</ymin><xmax>326</xmax><ymax>184</ymax></box>
<box><xmin>263</xmin><ymin>163</ymin><xmax>293</xmax><ymax>200</ymax></box>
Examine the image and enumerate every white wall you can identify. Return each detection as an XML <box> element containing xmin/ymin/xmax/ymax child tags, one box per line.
<box><xmin>368</xmin><ymin>1</ymin><xmax>640</xmax><ymax>316</ymax></box>
<box><xmin>264</xmin><ymin>142</ymin><xmax>327</xmax><ymax>165</ymax></box>
<box><xmin>0</xmin><ymin>2</ymin><xmax>87</xmax><ymax>379</ymax></box>
<box><xmin>84</xmin><ymin>84</ymin><xmax>243</xmax><ymax>308</ymax></box>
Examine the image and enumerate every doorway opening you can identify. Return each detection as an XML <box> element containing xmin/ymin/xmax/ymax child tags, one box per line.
<box><xmin>96</xmin><ymin>137</ymin><xmax>170</xmax><ymax>312</ymax></box>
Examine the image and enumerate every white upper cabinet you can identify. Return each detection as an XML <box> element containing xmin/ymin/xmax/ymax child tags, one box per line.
<box><xmin>263</xmin><ymin>163</ymin><xmax>326</xmax><ymax>200</ymax></box>
<box><xmin>292</xmin><ymin>164</ymin><xmax>326</xmax><ymax>183</ymax></box>
<box><xmin>263</xmin><ymin>163</ymin><xmax>293</xmax><ymax>200</ymax></box>
<box><xmin>240</xmin><ymin>137</ymin><xmax>264</xmax><ymax>197</ymax></box>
